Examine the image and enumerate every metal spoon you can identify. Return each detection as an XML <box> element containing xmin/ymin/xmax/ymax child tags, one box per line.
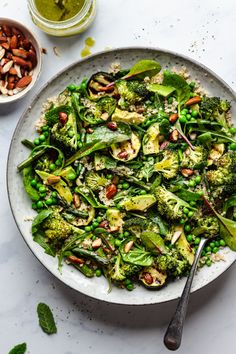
<box><xmin>164</xmin><ymin>237</ymin><xmax>207</xmax><ymax>351</ymax></box>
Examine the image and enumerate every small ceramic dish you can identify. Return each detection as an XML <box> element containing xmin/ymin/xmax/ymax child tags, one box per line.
<box><xmin>0</xmin><ymin>17</ymin><xmax>42</xmax><ymax>104</ymax></box>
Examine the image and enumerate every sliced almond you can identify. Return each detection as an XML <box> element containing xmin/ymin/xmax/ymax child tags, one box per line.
<box><xmin>92</xmin><ymin>238</ymin><xmax>102</xmax><ymax>249</ymax></box>
<box><xmin>124</xmin><ymin>240</ymin><xmax>134</xmax><ymax>253</ymax></box>
<box><xmin>14</xmin><ymin>64</ymin><xmax>22</xmax><ymax>78</ymax></box>
<box><xmin>0</xmin><ymin>47</ymin><xmax>5</xmax><ymax>60</ymax></box>
<box><xmin>171</xmin><ymin>230</ymin><xmax>182</xmax><ymax>245</ymax></box>
<box><xmin>2</xmin><ymin>60</ymin><xmax>13</xmax><ymax>74</ymax></box>
<box><xmin>46</xmin><ymin>175</ymin><xmax>61</xmax><ymax>185</ymax></box>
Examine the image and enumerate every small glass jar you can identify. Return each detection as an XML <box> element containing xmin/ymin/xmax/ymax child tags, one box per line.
<box><xmin>28</xmin><ymin>0</ymin><xmax>96</xmax><ymax>37</ymax></box>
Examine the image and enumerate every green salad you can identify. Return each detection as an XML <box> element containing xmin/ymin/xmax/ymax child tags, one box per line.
<box><xmin>18</xmin><ymin>59</ymin><xmax>236</xmax><ymax>291</ymax></box>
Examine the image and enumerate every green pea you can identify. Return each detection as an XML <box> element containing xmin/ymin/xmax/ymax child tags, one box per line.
<box><xmin>67</xmin><ymin>84</ymin><xmax>77</xmax><ymax>91</ymax></box>
<box><xmin>55</xmin><ymin>159</ymin><xmax>61</xmax><ymax>166</ymax></box>
<box><xmin>139</xmin><ymin>190</ymin><xmax>146</xmax><ymax>195</ymax></box>
<box><xmin>39</xmin><ymin>186</ymin><xmax>46</xmax><ymax>193</ymax></box>
<box><xmin>183</xmin><ymin>207</ymin><xmax>189</xmax><ymax>214</ymax></box>
<box><xmin>181</xmin><ymin>109</ymin><xmax>188</xmax><ymax>115</ymax></box>
<box><xmin>179</xmin><ymin>115</ymin><xmax>187</xmax><ymax>123</ymax></box>
<box><xmin>184</xmin><ymin>224</ymin><xmax>191</xmax><ymax>232</ymax></box>
<box><xmin>122</xmin><ymin>183</ymin><xmax>130</xmax><ymax>189</ymax></box>
<box><xmin>32</xmin><ymin>202</ymin><xmax>37</xmax><ymax>209</ymax></box>
<box><xmin>40</xmin><ymin>192</ymin><xmax>46</xmax><ymax>198</ymax></box>
<box><xmin>45</xmin><ymin>198</ymin><xmax>53</xmax><ymax>206</ymax></box>
<box><xmin>68</xmin><ymin>173</ymin><xmax>76</xmax><ymax>180</ymax></box>
<box><xmin>186</xmin><ymin>114</ymin><xmax>191</xmax><ymax>120</ymax></box>
<box><xmin>124</xmin><ymin>279</ymin><xmax>131</xmax><ymax>285</ymax></box>
<box><xmin>84</xmin><ymin>226</ymin><xmax>91</xmax><ymax>232</ymax></box>
<box><xmin>96</xmin><ymin>216</ymin><xmax>102</xmax><ymax>223</ymax></box>
<box><xmin>188</xmin><ymin>180</ymin><xmax>195</xmax><ymax>187</ymax></box>
<box><xmin>95</xmin><ymin>269</ymin><xmax>102</xmax><ymax>277</ymax></box>
<box><xmin>117</xmin><ymin>184</ymin><xmax>122</xmax><ymax>189</ymax></box>
<box><xmin>39</xmin><ymin>134</ymin><xmax>45</xmax><ymax>142</ymax></box>
<box><xmin>168</xmin><ymin>96</ymin><xmax>174</xmax><ymax>104</ymax></box>
<box><xmin>44</xmin><ymin>131</ymin><xmax>49</xmax><ymax>138</ymax></box>
<box><xmin>37</xmin><ymin>201</ymin><xmax>44</xmax><ymax>208</ymax></box>
<box><xmin>34</xmin><ymin>138</ymin><xmax>40</xmax><ymax>145</ymax></box>
<box><xmin>51</xmin><ymin>191</ymin><xmax>57</xmax><ymax>198</ymax></box>
<box><xmin>206</xmin><ymin>259</ymin><xmax>212</xmax><ymax>267</ymax></box>
<box><xmin>115</xmin><ymin>239</ymin><xmax>121</xmax><ymax>247</ymax></box>
<box><xmin>201</xmin><ymin>250</ymin><xmax>206</xmax><ymax>256</ymax></box>
<box><xmin>210</xmin><ymin>242</ymin><xmax>215</xmax><ymax>248</ymax></box>
<box><xmin>191</xmin><ymin>110</ymin><xmax>198</xmax><ymax>118</ymax></box>
<box><xmin>229</xmin><ymin>143</ymin><xmax>236</xmax><ymax>151</ymax></box>
<box><xmin>187</xmin><ymin>235</ymin><xmax>193</xmax><ymax>242</ymax></box>
<box><xmin>49</xmin><ymin>163</ymin><xmax>56</xmax><ymax>171</ymax></box>
<box><xmin>116</xmin><ymin>203</ymin><xmax>122</xmax><ymax>210</ymax></box>
<box><xmin>213</xmin><ymin>247</ymin><xmax>219</xmax><ymax>254</ymax></box>
<box><xmin>92</xmin><ymin>221</ymin><xmax>99</xmax><ymax>228</ymax></box>
<box><xmin>126</xmin><ymin>283</ymin><xmax>134</xmax><ymax>291</ymax></box>
<box><xmin>195</xmin><ymin>176</ymin><xmax>201</xmax><ymax>184</ymax></box>
<box><xmin>107</xmin><ymin>174</ymin><xmax>113</xmax><ymax>179</ymax></box>
<box><xmin>78</xmin><ymin>142</ymin><xmax>83</xmax><ymax>148</ymax></box>
<box><xmin>124</xmin><ymin>231</ymin><xmax>130</xmax><ymax>237</ymax></box>
<box><xmin>194</xmin><ymin>237</ymin><xmax>200</xmax><ymax>245</ymax></box>
<box><xmin>188</xmin><ymin>211</ymin><xmax>194</xmax><ymax>218</ymax></box>
<box><xmin>190</xmin><ymin>117</ymin><xmax>196</xmax><ymax>121</ymax></box>
<box><xmin>190</xmin><ymin>201</ymin><xmax>196</xmax><ymax>207</ymax></box>
<box><xmin>36</xmin><ymin>183</ymin><xmax>42</xmax><ymax>190</ymax></box>
<box><xmin>220</xmin><ymin>239</ymin><xmax>226</xmax><ymax>247</ymax></box>
<box><xmin>118</xmin><ymin>233</ymin><xmax>124</xmax><ymax>239</ymax></box>
<box><xmin>41</xmin><ymin>125</ymin><xmax>49</xmax><ymax>131</ymax></box>
<box><xmin>205</xmin><ymin>246</ymin><xmax>211</xmax><ymax>253</ymax></box>
<box><xmin>215</xmin><ymin>241</ymin><xmax>220</xmax><ymax>247</ymax></box>
<box><xmin>180</xmin><ymin>219</ymin><xmax>186</xmax><ymax>225</ymax></box>
<box><xmin>68</xmin><ymin>130</ymin><xmax>74</xmax><ymax>138</ymax></box>
<box><xmin>229</xmin><ymin>127</ymin><xmax>236</xmax><ymax>134</ymax></box>
<box><xmin>31</xmin><ymin>179</ymin><xmax>37</xmax><ymax>187</ymax></box>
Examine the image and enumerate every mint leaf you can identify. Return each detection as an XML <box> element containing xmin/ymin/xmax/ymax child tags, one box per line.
<box><xmin>37</xmin><ymin>303</ymin><xmax>57</xmax><ymax>334</ymax></box>
<box><xmin>8</xmin><ymin>343</ymin><xmax>27</xmax><ymax>354</ymax></box>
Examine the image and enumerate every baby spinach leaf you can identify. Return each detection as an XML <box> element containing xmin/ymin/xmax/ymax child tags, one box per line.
<box><xmin>141</xmin><ymin>231</ymin><xmax>168</xmax><ymax>254</ymax></box>
<box><xmin>8</xmin><ymin>343</ymin><xmax>27</xmax><ymax>354</ymax></box>
<box><xmin>176</xmin><ymin>188</ymin><xmax>201</xmax><ymax>202</ymax></box>
<box><xmin>33</xmin><ymin>233</ymin><xmax>56</xmax><ymax>257</ymax></box>
<box><xmin>37</xmin><ymin>303</ymin><xmax>57</xmax><ymax>335</ymax></box>
<box><xmin>147</xmin><ymin>83</ymin><xmax>175</xmax><ymax>97</ymax></box>
<box><xmin>120</xmin><ymin>240</ymin><xmax>154</xmax><ymax>266</ymax></box>
<box><xmin>123</xmin><ymin>60</ymin><xmax>161</xmax><ymax>80</ymax></box>
<box><xmin>86</xmin><ymin>122</ymin><xmax>131</xmax><ymax>144</ymax></box>
<box><xmin>163</xmin><ymin>71</ymin><xmax>191</xmax><ymax>106</ymax></box>
<box><xmin>23</xmin><ymin>167</ymin><xmax>40</xmax><ymax>202</ymax></box>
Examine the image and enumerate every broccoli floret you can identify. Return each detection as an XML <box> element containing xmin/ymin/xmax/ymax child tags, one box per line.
<box><xmin>124</xmin><ymin>217</ymin><xmax>159</xmax><ymax>237</ymax></box>
<box><xmin>42</xmin><ymin>208</ymin><xmax>80</xmax><ymax>240</ymax></box>
<box><xmin>51</xmin><ymin>109</ymin><xmax>77</xmax><ymax>155</ymax></box>
<box><xmin>206</xmin><ymin>152</ymin><xmax>236</xmax><ymax>186</ymax></box>
<box><xmin>200</xmin><ymin>96</ymin><xmax>231</xmax><ymax>133</ymax></box>
<box><xmin>192</xmin><ymin>216</ymin><xmax>219</xmax><ymax>238</ymax></box>
<box><xmin>85</xmin><ymin>171</ymin><xmax>109</xmax><ymax>191</ymax></box>
<box><xmin>154</xmin><ymin>150</ymin><xmax>179</xmax><ymax>179</ymax></box>
<box><xmin>156</xmin><ymin>251</ymin><xmax>190</xmax><ymax>277</ymax></box>
<box><xmin>109</xmin><ymin>253</ymin><xmax>142</xmax><ymax>282</ymax></box>
<box><xmin>96</xmin><ymin>96</ymin><xmax>117</xmax><ymax>117</ymax></box>
<box><xmin>155</xmin><ymin>186</ymin><xmax>194</xmax><ymax>220</ymax></box>
<box><xmin>116</xmin><ymin>79</ymin><xmax>149</xmax><ymax>105</ymax></box>
<box><xmin>181</xmin><ymin>146</ymin><xmax>208</xmax><ymax>170</ymax></box>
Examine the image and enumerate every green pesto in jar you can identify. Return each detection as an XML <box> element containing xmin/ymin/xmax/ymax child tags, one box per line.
<box><xmin>34</xmin><ymin>0</ymin><xmax>85</xmax><ymax>21</ymax></box>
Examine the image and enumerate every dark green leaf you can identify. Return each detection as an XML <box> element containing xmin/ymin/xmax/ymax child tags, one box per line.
<box><xmin>86</xmin><ymin>123</ymin><xmax>131</xmax><ymax>144</ymax></box>
<box><xmin>147</xmin><ymin>83</ymin><xmax>175</xmax><ymax>97</ymax></box>
<box><xmin>120</xmin><ymin>240</ymin><xmax>154</xmax><ymax>266</ymax></box>
<box><xmin>223</xmin><ymin>195</ymin><xmax>236</xmax><ymax>213</ymax></box>
<box><xmin>33</xmin><ymin>233</ymin><xmax>56</xmax><ymax>256</ymax></box>
<box><xmin>140</xmin><ymin>231</ymin><xmax>168</xmax><ymax>254</ymax></box>
<box><xmin>196</xmin><ymin>130</ymin><xmax>236</xmax><ymax>144</ymax></box>
<box><xmin>123</xmin><ymin>60</ymin><xmax>161</xmax><ymax>80</ymax></box>
<box><xmin>37</xmin><ymin>303</ymin><xmax>57</xmax><ymax>334</ymax></box>
<box><xmin>76</xmin><ymin>186</ymin><xmax>107</xmax><ymax>209</ymax></box>
<box><xmin>72</xmin><ymin>248</ymin><xmax>110</xmax><ymax>265</ymax></box>
<box><xmin>32</xmin><ymin>209</ymin><xmax>53</xmax><ymax>235</ymax></box>
<box><xmin>8</xmin><ymin>343</ymin><xmax>27</xmax><ymax>354</ymax></box>
<box><xmin>23</xmin><ymin>167</ymin><xmax>40</xmax><ymax>202</ymax></box>
<box><xmin>163</xmin><ymin>71</ymin><xmax>191</xmax><ymax>106</ymax></box>
<box><xmin>176</xmin><ymin>188</ymin><xmax>201</xmax><ymax>202</ymax></box>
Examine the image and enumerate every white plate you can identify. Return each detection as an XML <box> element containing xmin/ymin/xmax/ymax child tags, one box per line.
<box><xmin>7</xmin><ymin>47</ymin><xmax>236</xmax><ymax>305</ymax></box>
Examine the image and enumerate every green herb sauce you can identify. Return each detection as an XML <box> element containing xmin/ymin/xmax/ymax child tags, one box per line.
<box><xmin>35</xmin><ymin>0</ymin><xmax>85</xmax><ymax>21</ymax></box>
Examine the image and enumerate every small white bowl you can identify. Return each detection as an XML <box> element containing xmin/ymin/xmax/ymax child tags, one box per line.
<box><xmin>0</xmin><ymin>17</ymin><xmax>42</xmax><ymax>104</ymax></box>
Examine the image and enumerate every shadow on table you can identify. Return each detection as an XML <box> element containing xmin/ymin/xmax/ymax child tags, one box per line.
<box><xmin>55</xmin><ymin>262</ymin><xmax>233</xmax><ymax>330</ymax></box>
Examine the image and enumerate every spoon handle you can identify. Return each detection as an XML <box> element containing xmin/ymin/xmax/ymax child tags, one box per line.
<box><xmin>164</xmin><ymin>237</ymin><xmax>207</xmax><ymax>351</ymax></box>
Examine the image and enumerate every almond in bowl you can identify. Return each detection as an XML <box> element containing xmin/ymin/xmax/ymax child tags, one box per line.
<box><xmin>0</xmin><ymin>18</ymin><xmax>42</xmax><ymax>103</ymax></box>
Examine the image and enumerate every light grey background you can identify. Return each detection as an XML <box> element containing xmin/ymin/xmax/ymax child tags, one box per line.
<box><xmin>0</xmin><ymin>0</ymin><xmax>236</xmax><ymax>353</ymax></box>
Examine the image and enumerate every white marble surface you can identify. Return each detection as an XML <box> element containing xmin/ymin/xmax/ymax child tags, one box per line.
<box><xmin>0</xmin><ymin>0</ymin><xmax>236</xmax><ymax>353</ymax></box>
